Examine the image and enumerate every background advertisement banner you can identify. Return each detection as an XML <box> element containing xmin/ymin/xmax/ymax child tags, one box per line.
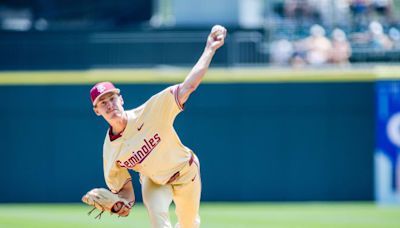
<box><xmin>376</xmin><ymin>81</ymin><xmax>400</xmax><ymax>204</ymax></box>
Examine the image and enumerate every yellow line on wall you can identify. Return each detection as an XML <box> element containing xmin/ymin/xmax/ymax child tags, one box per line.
<box><xmin>0</xmin><ymin>66</ymin><xmax>398</xmax><ymax>85</ymax></box>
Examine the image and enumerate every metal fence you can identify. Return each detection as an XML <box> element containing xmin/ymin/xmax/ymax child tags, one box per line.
<box><xmin>1</xmin><ymin>29</ymin><xmax>400</xmax><ymax>70</ymax></box>
<box><xmin>0</xmin><ymin>30</ymin><xmax>270</xmax><ymax>70</ymax></box>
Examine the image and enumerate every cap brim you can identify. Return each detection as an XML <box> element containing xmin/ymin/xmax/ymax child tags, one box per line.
<box><xmin>92</xmin><ymin>88</ymin><xmax>120</xmax><ymax>106</ymax></box>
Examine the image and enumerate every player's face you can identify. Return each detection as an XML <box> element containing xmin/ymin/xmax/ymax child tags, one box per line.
<box><xmin>93</xmin><ymin>92</ymin><xmax>125</xmax><ymax>121</ymax></box>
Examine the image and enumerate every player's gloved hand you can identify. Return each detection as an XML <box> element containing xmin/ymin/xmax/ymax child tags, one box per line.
<box><xmin>112</xmin><ymin>201</ymin><xmax>131</xmax><ymax>217</ymax></box>
<box><xmin>82</xmin><ymin>188</ymin><xmax>134</xmax><ymax>219</ymax></box>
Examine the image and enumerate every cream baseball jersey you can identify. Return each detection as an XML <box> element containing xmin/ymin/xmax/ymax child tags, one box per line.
<box><xmin>102</xmin><ymin>85</ymin><xmax>194</xmax><ymax>193</ymax></box>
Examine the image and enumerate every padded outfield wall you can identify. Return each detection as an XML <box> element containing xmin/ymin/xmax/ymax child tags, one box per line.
<box><xmin>0</xmin><ymin>68</ymin><xmax>380</xmax><ymax>202</ymax></box>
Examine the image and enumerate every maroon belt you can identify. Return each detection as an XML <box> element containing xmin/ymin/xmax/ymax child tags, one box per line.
<box><xmin>166</xmin><ymin>153</ymin><xmax>194</xmax><ymax>184</ymax></box>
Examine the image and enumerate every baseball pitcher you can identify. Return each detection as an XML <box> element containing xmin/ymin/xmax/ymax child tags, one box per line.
<box><xmin>82</xmin><ymin>25</ymin><xmax>227</xmax><ymax>228</ymax></box>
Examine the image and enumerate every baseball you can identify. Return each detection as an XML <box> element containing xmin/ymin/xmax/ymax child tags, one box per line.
<box><xmin>212</xmin><ymin>25</ymin><xmax>226</xmax><ymax>40</ymax></box>
<box><xmin>212</xmin><ymin>25</ymin><xmax>223</xmax><ymax>31</ymax></box>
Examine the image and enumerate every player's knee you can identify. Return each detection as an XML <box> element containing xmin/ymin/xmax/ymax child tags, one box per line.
<box><xmin>147</xmin><ymin>209</ymin><xmax>172</xmax><ymax>228</ymax></box>
<box><xmin>147</xmin><ymin>206</ymin><xmax>168</xmax><ymax>217</ymax></box>
<box><xmin>145</xmin><ymin>204</ymin><xmax>169</xmax><ymax>218</ymax></box>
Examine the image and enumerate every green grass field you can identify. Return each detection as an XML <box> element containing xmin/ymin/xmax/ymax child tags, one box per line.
<box><xmin>0</xmin><ymin>202</ymin><xmax>399</xmax><ymax>228</ymax></box>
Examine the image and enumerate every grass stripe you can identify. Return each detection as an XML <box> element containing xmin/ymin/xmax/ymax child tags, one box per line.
<box><xmin>0</xmin><ymin>202</ymin><xmax>399</xmax><ymax>228</ymax></box>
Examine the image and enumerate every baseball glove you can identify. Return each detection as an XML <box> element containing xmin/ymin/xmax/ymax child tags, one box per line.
<box><xmin>82</xmin><ymin>188</ymin><xmax>133</xmax><ymax>219</ymax></box>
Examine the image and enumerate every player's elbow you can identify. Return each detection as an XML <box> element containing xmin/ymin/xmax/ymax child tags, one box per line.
<box><xmin>182</xmin><ymin>83</ymin><xmax>198</xmax><ymax>95</ymax></box>
<box><xmin>178</xmin><ymin>84</ymin><xmax>197</xmax><ymax>104</ymax></box>
<box><xmin>188</xmin><ymin>83</ymin><xmax>198</xmax><ymax>93</ymax></box>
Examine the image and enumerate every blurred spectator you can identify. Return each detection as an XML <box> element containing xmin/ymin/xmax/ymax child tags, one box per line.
<box><xmin>388</xmin><ymin>27</ymin><xmax>400</xmax><ymax>49</ymax></box>
<box><xmin>349</xmin><ymin>0</ymin><xmax>371</xmax><ymax>31</ymax></box>
<box><xmin>369</xmin><ymin>20</ymin><xmax>394</xmax><ymax>50</ymax></box>
<box><xmin>371</xmin><ymin>0</ymin><xmax>393</xmax><ymax>16</ymax></box>
<box><xmin>333</xmin><ymin>0</ymin><xmax>354</xmax><ymax>29</ymax></box>
<box><xmin>371</xmin><ymin>0</ymin><xmax>394</xmax><ymax>24</ymax></box>
<box><xmin>270</xmin><ymin>38</ymin><xmax>294</xmax><ymax>65</ymax></box>
<box><xmin>284</xmin><ymin>0</ymin><xmax>321</xmax><ymax>26</ymax></box>
<box><xmin>272</xmin><ymin>0</ymin><xmax>285</xmax><ymax>18</ymax></box>
<box><xmin>308</xmin><ymin>0</ymin><xmax>339</xmax><ymax>27</ymax></box>
<box><xmin>296</xmin><ymin>24</ymin><xmax>333</xmax><ymax>66</ymax></box>
<box><xmin>330</xmin><ymin>28</ymin><xmax>352</xmax><ymax>65</ymax></box>
<box><xmin>290</xmin><ymin>46</ymin><xmax>307</xmax><ymax>67</ymax></box>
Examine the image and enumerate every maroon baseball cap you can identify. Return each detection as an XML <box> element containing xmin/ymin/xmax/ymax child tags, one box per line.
<box><xmin>90</xmin><ymin>81</ymin><xmax>120</xmax><ymax>106</ymax></box>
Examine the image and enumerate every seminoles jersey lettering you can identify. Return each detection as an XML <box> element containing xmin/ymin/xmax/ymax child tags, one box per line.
<box><xmin>116</xmin><ymin>133</ymin><xmax>161</xmax><ymax>168</ymax></box>
<box><xmin>102</xmin><ymin>84</ymin><xmax>194</xmax><ymax>192</ymax></box>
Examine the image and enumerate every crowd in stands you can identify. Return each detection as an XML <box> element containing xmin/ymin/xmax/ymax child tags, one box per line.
<box><xmin>268</xmin><ymin>0</ymin><xmax>400</xmax><ymax>66</ymax></box>
<box><xmin>270</xmin><ymin>25</ymin><xmax>352</xmax><ymax>66</ymax></box>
